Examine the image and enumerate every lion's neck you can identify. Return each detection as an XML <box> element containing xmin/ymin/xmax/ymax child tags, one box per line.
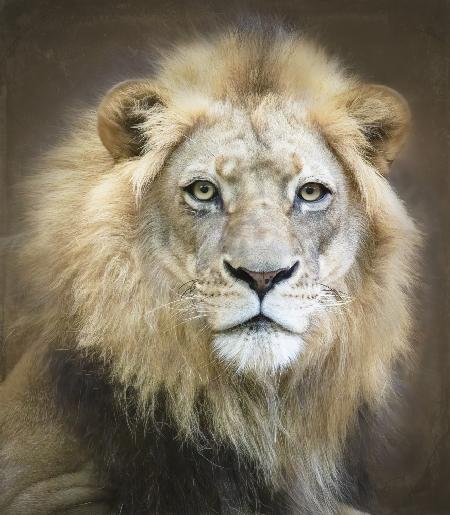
<box><xmin>49</xmin><ymin>343</ymin><xmax>350</xmax><ymax>491</ymax></box>
<box><xmin>45</xmin><ymin>347</ymin><xmax>299</xmax><ymax>512</ymax></box>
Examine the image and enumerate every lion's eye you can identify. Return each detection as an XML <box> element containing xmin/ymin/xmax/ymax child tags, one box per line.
<box><xmin>298</xmin><ymin>182</ymin><xmax>328</xmax><ymax>202</ymax></box>
<box><xmin>187</xmin><ymin>180</ymin><xmax>218</xmax><ymax>202</ymax></box>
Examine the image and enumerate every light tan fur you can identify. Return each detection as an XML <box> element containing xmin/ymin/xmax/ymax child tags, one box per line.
<box><xmin>1</xmin><ymin>26</ymin><xmax>419</xmax><ymax>514</ymax></box>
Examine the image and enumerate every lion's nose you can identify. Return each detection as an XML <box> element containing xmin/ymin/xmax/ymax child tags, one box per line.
<box><xmin>224</xmin><ymin>261</ymin><xmax>299</xmax><ymax>300</ymax></box>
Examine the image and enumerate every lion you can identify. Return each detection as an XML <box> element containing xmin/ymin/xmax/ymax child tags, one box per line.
<box><xmin>0</xmin><ymin>25</ymin><xmax>419</xmax><ymax>515</ymax></box>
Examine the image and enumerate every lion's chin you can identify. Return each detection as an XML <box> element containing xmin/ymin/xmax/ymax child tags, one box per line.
<box><xmin>212</xmin><ymin>319</ymin><xmax>304</xmax><ymax>374</ymax></box>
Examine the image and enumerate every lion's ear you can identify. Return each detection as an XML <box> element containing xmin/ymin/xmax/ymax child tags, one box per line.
<box><xmin>345</xmin><ymin>84</ymin><xmax>411</xmax><ymax>174</ymax></box>
<box><xmin>97</xmin><ymin>80</ymin><xmax>167</xmax><ymax>160</ymax></box>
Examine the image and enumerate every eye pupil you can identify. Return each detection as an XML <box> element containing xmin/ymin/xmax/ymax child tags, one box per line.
<box><xmin>200</xmin><ymin>184</ymin><xmax>210</xmax><ymax>193</ymax></box>
<box><xmin>305</xmin><ymin>186</ymin><xmax>315</xmax><ymax>195</ymax></box>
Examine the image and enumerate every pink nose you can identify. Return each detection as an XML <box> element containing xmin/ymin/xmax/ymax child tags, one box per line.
<box><xmin>241</xmin><ymin>269</ymin><xmax>283</xmax><ymax>292</ymax></box>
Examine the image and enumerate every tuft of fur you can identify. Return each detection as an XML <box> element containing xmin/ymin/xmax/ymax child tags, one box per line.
<box><xmin>4</xmin><ymin>25</ymin><xmax>420</xmax><ymax>514</ymax></box>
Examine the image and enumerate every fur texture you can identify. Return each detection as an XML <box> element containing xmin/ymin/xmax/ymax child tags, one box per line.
<box><xmin>2</xmin><ymin>25</ymin><xmax>419</xmax><ymax>514</ymax></box>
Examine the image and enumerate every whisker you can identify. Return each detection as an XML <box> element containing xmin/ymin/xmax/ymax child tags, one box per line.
<box><xmin>147</xmin><ymin>296</ymin><xmax>201</xmax><ymax>314</ymax></box>
<box><xmin>319</xmin><ymin>283</ymin><xmax>351</xmax><ymax>302</ymax></box>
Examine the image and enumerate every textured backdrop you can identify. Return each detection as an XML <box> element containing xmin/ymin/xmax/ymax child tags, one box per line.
<box><xmin>0</xmin><ymin>1</ymin><xmax>448</xmax><ymax>513</ymax></box>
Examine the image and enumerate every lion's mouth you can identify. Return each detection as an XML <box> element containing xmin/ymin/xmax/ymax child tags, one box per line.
<box><xmin>224</xmin><ymin>314</ymin><xmax>296</xmax><ymax>334</ymax></box>
<box><xmin>240</xmin><ymin>314</ymin><xmax>273</xmax><ymax>328</ymax></box>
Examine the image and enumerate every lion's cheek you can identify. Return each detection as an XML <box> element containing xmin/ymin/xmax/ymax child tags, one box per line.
<box><xmin>205</xmin><ymin>294</ymin><xmax>260</xmax><ymax>332</ymax></box>
<box><xmin>262</xmin><ymin>296</ymin><xmax>315</xmax><ymax>334</ymax></box>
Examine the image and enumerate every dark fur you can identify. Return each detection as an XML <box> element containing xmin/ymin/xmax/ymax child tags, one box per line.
<box><xmin>45</xmin><ymin>348</ymin><xmax>372</xmax><ymax>514</ymax></box>
<box><xmin>46</xmin><ymin>348</ymin><xmax>289</xmax><ymax>514</ymax></box>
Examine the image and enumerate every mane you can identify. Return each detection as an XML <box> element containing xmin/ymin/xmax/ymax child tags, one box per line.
<box><xmin>7</xmin><ymin>25</ymin><xmax>420</xmax><ymax>513</ymax></box>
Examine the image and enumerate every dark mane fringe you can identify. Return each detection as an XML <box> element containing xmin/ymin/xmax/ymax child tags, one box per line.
<box><xmin>45</xmin><ymin>347</ymin><xmax>373</xmax><ymax>514</ymax></box>
<box><xmin>45</xmin><ymin>348</ymin><xmax>291</xmax><ymax>514</ymax></box>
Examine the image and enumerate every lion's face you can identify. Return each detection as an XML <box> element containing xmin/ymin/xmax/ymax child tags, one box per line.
<box><xmin>142</xmin><ymin>105</ymin><xmax>365</xmax><ymax>373</ymax></box>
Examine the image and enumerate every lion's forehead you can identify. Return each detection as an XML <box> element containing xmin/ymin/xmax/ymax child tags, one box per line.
<box><xmin>180</xmin><ymin>104</ymin><xmax>340</xmax><ymax>186</ymax></box>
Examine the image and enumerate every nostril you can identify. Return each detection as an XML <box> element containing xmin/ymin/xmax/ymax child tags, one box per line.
<box><xmin>271</xmin><ymin>261</ymin><xmax>299</xmax><ymax>286</ymax></box>
<box><xmin>224</xmin><ymin>261</ymin><xmax>256</xmax><ymax>288</ymax></box>
<box><xmin>224</xmin><ymin>260</ymin><xmax>299</xmax><ymax>299</ymax></box>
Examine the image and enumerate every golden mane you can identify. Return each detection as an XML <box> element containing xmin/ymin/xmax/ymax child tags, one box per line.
<box><xmin>6</xmin><ymin>26</ymin><xmax>420</xmax><ymax>514</ymax></box>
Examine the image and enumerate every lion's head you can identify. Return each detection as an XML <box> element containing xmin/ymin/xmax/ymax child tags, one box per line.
<box><xmin>81</xmin><ymin>29</ymin><xmax>414</xmax><ymax>379</ymax></box>
<box><xmin>14</xmin><ymin>27</ymin><xmax>419</xmax><ymax>509</ymax></box>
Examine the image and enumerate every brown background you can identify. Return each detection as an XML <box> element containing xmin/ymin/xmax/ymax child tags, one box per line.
<box><xmin>0</xmin><ymin>0</ymin><xmax>448</xmax><ymax>514</ymax></box>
